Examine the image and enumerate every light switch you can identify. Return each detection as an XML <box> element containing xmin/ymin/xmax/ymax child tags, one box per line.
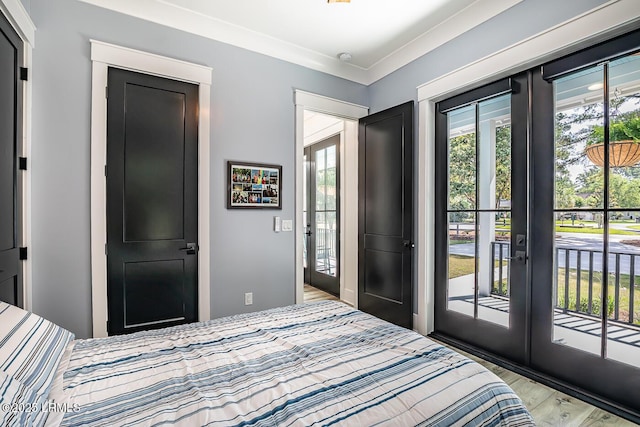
<box><xmin>274</xmin><ymin>216</ymin><xmax>281</xmax><ymax>232</ymax></box>
<box><xmin>282</xmin><ymin>219</ymin><xmax>293</xmax><ymax>232</ymax></box>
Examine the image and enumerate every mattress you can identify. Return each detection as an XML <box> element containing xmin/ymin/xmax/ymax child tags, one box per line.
<box><xmin>48</xmin><ymin>301</ymin><xmax>533</xmax><ymax>426</ymax></box>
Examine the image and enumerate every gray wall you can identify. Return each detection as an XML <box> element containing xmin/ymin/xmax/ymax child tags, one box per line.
<box><xmin>27</xmin><ymin>0</ymin><xmax>367</xmax><ymax>338</ymax></box>
<box><xmin>25</xmin><ymin>0</ymin><xmax>620</xmax><ymax>337</ymax></box>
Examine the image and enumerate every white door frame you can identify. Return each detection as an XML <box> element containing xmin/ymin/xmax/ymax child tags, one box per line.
<box><xmin>415</xmin><ymin>0</ymin><xmax>640</xmax><ymax>336</ymax></box>
<box><xmin>294</xmin><ymin>90</ymin><xmax>367</xmax><ymax>306</ymax></box>
<box><xmin>90</xmin><ymin>40</ymin><xmax>212</xmax><ymax>338</ymax></box>
<box><xmin>0</xmin><ymin>0</ymin><xmax>34</xmax><ymax>311</ymax></box>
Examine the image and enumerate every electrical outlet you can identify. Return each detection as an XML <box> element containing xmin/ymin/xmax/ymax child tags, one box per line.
<box><xmin>244</xmin><ymin>292</ymin><xmax>253</xmax><ymax>305</ymax></box>
<box><xmin>281</xmin><ymin>219</ymin><xmax>293</xmax><ymax>232</ymax></box>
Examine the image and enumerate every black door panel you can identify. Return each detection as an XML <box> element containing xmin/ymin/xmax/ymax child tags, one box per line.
<box><xmin>358</xmin><ymin>102</ymin><xmax>413</xmax><ymax>329</ymax></box>
<box><xmin>0</xmin><ymin>12</ymin><xmax>23</xmax><ymax>307</ymax></box>
<box><xmin>107</xmin><ymin>68</ymin><xmax>198</xmax><ymax>335</ymax></box>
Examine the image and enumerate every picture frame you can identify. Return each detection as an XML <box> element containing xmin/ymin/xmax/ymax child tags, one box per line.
<box><xmin>227</xmin><ymin>161</ymin><xmax>282</xmax><ymax>209</ymax></box>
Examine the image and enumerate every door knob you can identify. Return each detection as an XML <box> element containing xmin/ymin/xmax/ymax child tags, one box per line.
<box><xmin>179</xmin><ymin>243</ymin><xmax>198</xmax><ymax>255</ymax></box>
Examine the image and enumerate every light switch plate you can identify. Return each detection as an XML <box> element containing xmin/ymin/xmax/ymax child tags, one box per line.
<box><xmin>274</xmin><ymin>216</ymin><xmax>281</xmax><ymax>232</ymax></box>
<box><xmin>282</xmin><ymin>219</ymin><xmax>293</xmax><ymax>231</ymax></box>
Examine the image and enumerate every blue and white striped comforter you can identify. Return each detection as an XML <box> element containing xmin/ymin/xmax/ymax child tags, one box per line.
<box><xmin>48</xmin><ymin>302</ymin><xmax>534</xmax><ymax>426</ymax></box>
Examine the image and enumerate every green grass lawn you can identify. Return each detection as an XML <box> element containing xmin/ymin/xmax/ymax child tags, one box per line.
<box><xmin>555</xmin><ymin>226</ymin><xmax>637</xmax><ymax>235</ymax></box>
<box><xmin>556</xmin><ymin>268</ymin><xmax>640</xmax><ymax>325</ymax></box>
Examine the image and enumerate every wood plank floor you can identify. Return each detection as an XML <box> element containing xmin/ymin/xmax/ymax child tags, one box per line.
<box><xmin>453</xmin><ymin>347</ymin><xmax>637</xmax><ymax>426</ymax></box>
<box><xmin>303</xmin><ymin>284</ymin><xmax>339</xmax><ymax>303</ymax></box>
<box><xmin>303</xmin><ymin>286</ymin><xmax>638</xmax><ymax>426</ymax></box>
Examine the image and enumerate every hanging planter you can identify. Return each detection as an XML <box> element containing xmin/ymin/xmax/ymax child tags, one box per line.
<box><xmin>585</xmin><ymin>113</ymin><xmax>640</xmax><ymax>167</ymax></box>
<box><xmin>585</xmin><ymin>140</ymin><xmax>640</xmax><ymax>167</ymax></box>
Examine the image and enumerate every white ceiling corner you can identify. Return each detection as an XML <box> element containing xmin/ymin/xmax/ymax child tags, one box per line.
<box><xmin>76</xmin><ymin>0</ymin><xmax>523</xmax><ymax>85</ymax></box>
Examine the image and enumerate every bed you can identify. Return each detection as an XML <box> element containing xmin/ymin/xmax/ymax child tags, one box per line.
<box><xmin>0</xmin><ymin>300</ymin><xmax>534</xmax><ymax>426</ymax></box>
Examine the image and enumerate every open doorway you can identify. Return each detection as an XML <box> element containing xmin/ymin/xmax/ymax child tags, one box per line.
<box><xmin>302</xmin><ymin>111</ymin><xmax>354</xmax><ymax>304</ymax></box>
<box><xmin>293</xmin><ymin>90</ymin><xmax>368</xmax><ymax>307</ymax></box>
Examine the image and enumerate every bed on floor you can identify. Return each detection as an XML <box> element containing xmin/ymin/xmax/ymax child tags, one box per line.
<box><xmin>0</xmin><ymin>300</ymin><xmax>533</xmax><ymax>426</ymax></box>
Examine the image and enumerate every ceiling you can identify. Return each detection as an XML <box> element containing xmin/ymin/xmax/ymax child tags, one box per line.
<box><xmin>77</xmin><ymin>0</ymin><xmax>522</xmax><ymax>85</ymax></box>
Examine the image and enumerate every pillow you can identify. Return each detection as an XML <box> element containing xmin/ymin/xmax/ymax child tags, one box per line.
<box><xmin>0</xmin><ymin>301</ymin><xmax>74</xmax><ymax>419</ymax></box>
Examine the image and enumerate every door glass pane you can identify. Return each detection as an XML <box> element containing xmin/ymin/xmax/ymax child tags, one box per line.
<box><xmin>553</xmin><ymin>65</ymin><xmax>606</xmax><ymax>356</ymax></box>
<box><xmin>606</xmin><ymin>211</ymin><xmax>640</xmax><ymax>367</ymax></box>
<box><xmin>316</xmin><ymin>148</ymin><xmax>326</xmax><ymax>212</ymax></box>
<box><xmin>478</xmin><ymin>95</ymin><xmax>511</xmax><ymax>211</ymax></box>
<box><xmin>303</xmin><ymin>153</ymin><xmax>308</xmax><ymax>270</ymax></box>
<box><xmin>448</xmin><ymin>105</ymin><xmax>476</xmax><ymax>211</ymax></box>
<box><xmin>552</xmin><ymin>211</ymin><xmax>603</xmax><ymax>357</ymax></box>
<box><xmin>314</xmin><ymin>144</ymin><xmax>338</xmax><ymax>279</ymax></box>
<box><xmin>447</xmin><ymin>212</ymin><xmax>476</xmax><ymax>317</ymax></box>
<box><xmin>446</xmin><ymin>95</ymin><xmax>512</xmax><ymax>327</ymax></box>
<box><xmin>477</xmin><ymin>211</ymin><xmax>510</xmax><ymax>327</ymax></box>
<box><xmin>606</xmin><ymin>54</ymin><xmax>640</xmax><ymax>367</ymax></box>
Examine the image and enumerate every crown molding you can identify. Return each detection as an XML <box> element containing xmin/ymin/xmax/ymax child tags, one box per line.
<box><xmin>418</xmin><ymin>0</ymin><xmax>640</xmax><ymax>102</ymax></box>
<box><xmin>77</xmin><ymin>0</ymin><xmax>521</xmax><ymax>86</ymax></box>
<box><xmin>367</xmin><ymin>0</ymin><xmax>522</xmax><ymax>84</ymax></box>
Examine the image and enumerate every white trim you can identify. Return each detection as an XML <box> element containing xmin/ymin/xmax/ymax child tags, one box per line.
<box><xmin>415</xmin><ymin>0</ymin><xmax>640</xmax><ymax>334</ymax></box>
<box><xmin>21</xmin><ymin>45</ymin><xmax>33</xmax><ymax>312</ymax></box>
<box><xmin>0</xmin><ymin>0</ymin><xmax>35</xmax><ymax>47</ymax></box>
<box><xmin>294</xmin><ymin>90</ymin><xmax>368</xmax><ymax>306</ymax></box>
<box><xmin>90</xmin><ymin>40</ymin><xmax>212</xmax><ymax>338</ymax></box>
<box><xmin>76</xmin><ymin>0</ymin><xmax>517</xmax><ymax>85</ymax></box>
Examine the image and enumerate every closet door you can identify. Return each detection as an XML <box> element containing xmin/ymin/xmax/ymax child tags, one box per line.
<box><xmin>0</xmin><ymin>12</ymin><xmax>24</xmax><ymax>307</ymax></box>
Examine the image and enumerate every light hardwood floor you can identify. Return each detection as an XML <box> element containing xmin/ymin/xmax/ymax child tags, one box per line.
<box><xmin>452</xmin><ymin>347</ymin><xmax>637</xmax><ymax>426</ymax></box>
<box><xmin>303</xmin><ymin>285</ymin><xmax>638</xmax><ymax>426</ymax></box>
<box><xmin>303</xmin><ymin>284</ymin><xmax>339</xmax><ymax>303</ymax></box>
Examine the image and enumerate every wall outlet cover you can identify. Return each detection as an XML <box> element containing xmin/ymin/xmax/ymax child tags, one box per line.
<box><xmin>282</xmin><ymin>219</ymin><xmax>293</xmax><ymax>231</ymax></box>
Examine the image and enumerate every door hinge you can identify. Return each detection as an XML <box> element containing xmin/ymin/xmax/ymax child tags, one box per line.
<box><xmin>104</xmin><ymin>243</ymin><xmax>108</xmax><ymax>255</ymax></box>
<box><xmin>19</xmin><ymin>157</ymin><xmax>27</xmax><ymax>170</ymax></box>
<box><xmin>19</xmin><ymin>247</ymin><xmax>28</xmax><ymax>260</ymax></box>
<box><xmin>105</xmin><ymin>86</ymin><xmax>108</xmax><ymax>99</ymax></box>
<box><xmin>104</xmin><ymin>165</ymin><xmax>107</xmax><ymax>177</ymax></box>
<box><xmin>20</xmin><ymin>67</ymin><xmax>28</xmax><ymax>81</ymax></box>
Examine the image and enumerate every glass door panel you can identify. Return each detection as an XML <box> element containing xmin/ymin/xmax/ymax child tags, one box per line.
<box><xmin>304</xmin><ymin>135</ymin><xmax>340</xmax><ymax>296</ymax></box>
<box><xmin>551</xmin><ymin>52</ymin><xmax>640</xmax><ymax>368</ymax></box>
<box><xmin>436</xmin><ymin>75</ymin><xmax>528</xmax><ymax>363</ymax></box>
<box><xmin>445</xmin><ymin>94</ymin><xmax>513</xmax><ymax>328</ymax></box>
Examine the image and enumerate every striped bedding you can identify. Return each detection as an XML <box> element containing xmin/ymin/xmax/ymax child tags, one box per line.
<box><xmin>47</xmin><ymin>301</ymin><xmax>533</xmax><ymax>426</ymax></box>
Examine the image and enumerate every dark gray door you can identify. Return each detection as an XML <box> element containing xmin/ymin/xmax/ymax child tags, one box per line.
<box><xmin>304</xmin><ymin>135</ymin><xmax>340</xmax><ymax>296</ymax></box>
<box><xmin>358</xmin><ymin>102</ymin><xmax>413</xmax><ymax>328</ymax></box>
<box><xmin>434</xmin><ymin>76</ymin><xmax>529</xmax><ymax>364</ymax></box>
<box><xmin>107</xmin><ymin>68</ymin><xmax>199</xmax><ymax>335</ymax></box>
<box><xmin>0</xmin><ymin>13</ymin><xmax>23</xmax><ymax>307</ymax></box>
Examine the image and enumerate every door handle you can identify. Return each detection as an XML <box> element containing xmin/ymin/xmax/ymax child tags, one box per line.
<box><xmin>403</xmin><ymin>240</ymin><xmax>415</xmax><ymax>248</ymax></box>
<box><xmin>305</xmin><ymin>224</ymin><xmax>312</xmax><ymax>236</ymax></box>
<box><xmin>507</xmin><ymin>250</ymin><xmax>527</xmax><ymax>263</ymax></box>
<box><xmin>179</xmin><ymin>243</ymin><xmax>198</xmax><ymax>255</ymax></box>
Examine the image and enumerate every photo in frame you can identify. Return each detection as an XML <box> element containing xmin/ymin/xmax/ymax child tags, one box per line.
<box><xmin>227</xmin><ymin>161</ymin><xmax>282</xmax><ymax>209</ymax></box>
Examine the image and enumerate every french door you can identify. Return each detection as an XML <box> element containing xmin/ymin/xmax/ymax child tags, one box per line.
<box><xmin>435</xmin><ymin>29</ymin><xmax>640</xmax><ymax>418</ymax></box>
<box><xmin>303</xmin><ymin>135</ymin><xmax>340</xmax><ymax>296</ymax></box>
<box><xmin>435</xmin><ymin>74</ymin><xmax>529</xmax><ymax>363</ymax></box>
<box><xmin>530</xmin><ymin>31</ymin><xmax>640</xmax><ymax>415</ymax></box>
